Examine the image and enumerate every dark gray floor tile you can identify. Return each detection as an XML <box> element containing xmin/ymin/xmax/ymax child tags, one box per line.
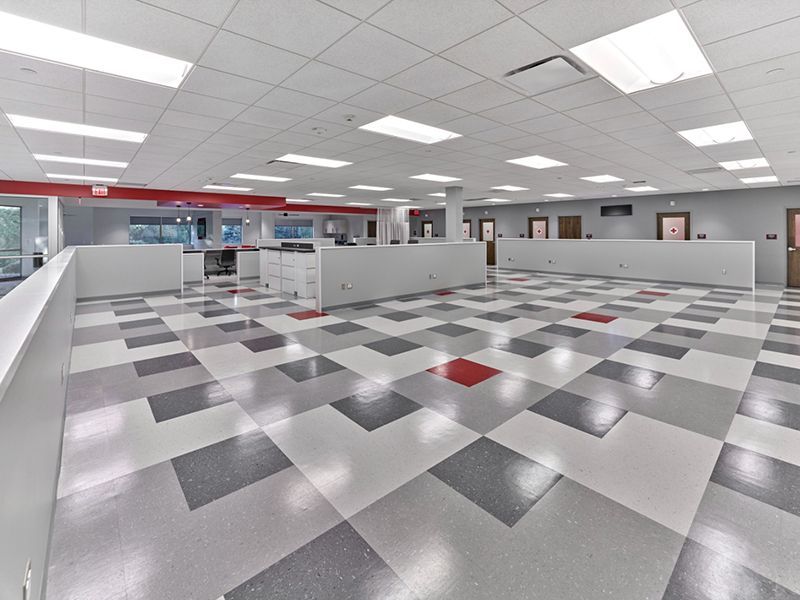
<box><xmin>512</xmin><ymin>303</ymin><xmax>549</xmax><ymax>312</ymax></box>
<box><xmin>674</xmin><ymin>312</ymin><xmax>720</xmax><ymax>323</ymax></box>
<box><xmin>110</xmin><ymin>298</ymin><xmax>145</xmax><ymax>307</ymax></box>
<box><xmin>622</xmin><ymin>295</ymin><xmax>656</xmax><ymax>304</ymax></box>
<box><xmin>774</xmin><ymin>313</ymin><xmax>800</xmax><ymax>322</ymax></box>
<box><xmin>114</xmin><ymin>306</ymin><xmax>154</xmax><ymax>316</ymax></box>
<box><xmin>241</xmin><ymin>334</ymin><xmax>295</xmax><ymax>353</ymax></box>
<box><xmin>214</xmin><ymin>282</ymin><xmax>238</xmax><ymax>288</ymax></box>
<box><xmin>498</xmin><ymin>290</ymin><xmax>525</xmax><ymax>297</ymax></box>
<box><xmin>428</xmin><ymin>437</ymin><xmax>561</xmax><ymax>527</ymax></box>
<box><xmin>364</xmin><ymin>337</ymin><xmax>422</xmax><ymax>356</ymax></box>
<box><xmin>570</xmin><ymin>290</ymin><xmax>597</xmax><ymax>297</ymax></box>
<box><xmin>397</xmin><ymin>296</ymin><xmax>422</xmax><ymax>302</ymax></box>
<box><xmin>542</xmin><ymin>295</ymin><xmax>577</xmax><ymax>303</ymax></box>
<box><xmin>663</xmin><ymin>538</ymin><xmax>799</xmax><ymax>600</ymax></box>
<box><xmin>321</xmin><ymin>321</ymin><xmax>368</xmax><ymax>335</ymax></box>
<box><xmin>763</xmin><ymin>340</ymin><xmax>800</xmax><ymax>356</ymax></box>
<box><xmin>133</xmin><ymin>352</ymin><xmax>200</xmax><ymax>377</ymax></box>
<box><xmin>427</xmin><ymin>323</ymin><xmax>477</xmax><ymax>337</ymax></box>
<box><xmin>186</xmin><ymin>299</ymin><xmax>222</xmax><ymax>308</ymax></box>
<box><xmin>380</xmin><ymin>311</ymin><xmax>419</xmax><ymax>322</ymax></box>
<box><xmin>738</xmin><ymin>391</ymin><xmax>800</xmax><ymax>430</ymax></box>
<box><xmin>601</xmin><ymin>303</ymin><xmax>638</xmax><ymax>313</ymax></box>
<box><xmin>124</xmin><ymin>331</ymin><xmax>180</xmax><ymax>349</ymax></box>
<box><xmin>172</xmin><ymin>429</ymin><xmax>292</xmax><ymax>510</ymax></box>
<box><xmin>475</xmin><ymin>312</ymin><xmax>517</xmax><ymax>323</ymax></box>
<box><xmin>331</xmin><ymin>387</ymin><xmax>421</xmax><ymax>431</ymax></box>
<box><xmin>223</xmin><ymin>522</ymin><xmax>415</xmax><ymax>600</ymax></box>
<box><xmin>217</xmin><ymin>319</ymin><xmax>264</xmax><ymax>333</ymax></box>
<box><xmin>529</xmin><ymin>389</ymin><xmax>627</xmax><ymax>437</ymax></box>
<box><xmin>710</xmin><ymin>443</ymin><xmax>800</xmax><ymax>518</ymax></box>
<box><xmin>260</xmin><ymin>301</ymin><xmax>297</xmax><ymax>310</ymax></box>
<box><xmin>200</xmin><ymin>308</ymin><xmax>237</xmax><ymax>318</ymax></box>
<box><xmin>147</xmin><ymin>380</ymin><xmax>234</xmax><ymax>422</ymax></box>
<box><xmin>752</xmin><ymin>361</ymin><xmax>800</xmax><ymax>385</ymax></box>
<box><xmin>275</xmin><ymin>355</ymin><xmax>345</xmax><ymax>383</ymax></box>
<box><xmin>118</xmin><ymin>317</ymin><xmax>165</xmax><ymax>330</ymax></box>
<box><xmin>539</xmin><ymin>323</ymin><xmax>590</xmax><ymax>338</ymax></box>
<box><xmin>703</xmin><ymin>295</ymin><xmax>739</xmax><ymax>304</ymax></box>
<box><xmin>588</xmin><ymin>360</ymin><xmax>665</xmax><ymax>390</ymax></box>
<box><xmin>688</xmin><ymin>303</ymin><xmax>729</xmax><ymax>313</ymax></box>
<box><xmin>463</xmin><ymin>295</ymin><xmax>499</xmax><ymax>303</ymax></box>
<box><xmin>625</xmin><ymin>338</ymin><xmax>690</xmax><ymax>360</ymax></box>
<box><xmin>352</xmin><ymin>303</ymin><xmax>379</xmax><ymax>310</ymax></box>
<box><xmin>651</xmin><ymin>324</ymin><xmax>707</xmax><ymax>339</ymax></box>
<box><xmin>427</xmin><ymin>302</ymin><xmax>463</xmax><ymax>312</ymax></box>
<box><xmin>493</xmin><ymin>337</ymin><xmax>550</xmax><ymax>358</ymax></box>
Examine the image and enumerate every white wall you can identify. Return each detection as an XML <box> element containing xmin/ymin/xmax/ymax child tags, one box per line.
<box><xmin>317</xmin><ymin>242</ymin><xmax>486</xmax><ymax>309</ymax></box>
<box><xmin>497</xmin><ymin>238</ymin><xmax>755</xmax><ymax>289</ymax></box>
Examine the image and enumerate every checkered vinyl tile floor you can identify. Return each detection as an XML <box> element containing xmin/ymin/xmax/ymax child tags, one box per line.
<box><xmin>48</xmin><ymin>270</ymin><xmax>800</xmax><ymax>599</ymax></box>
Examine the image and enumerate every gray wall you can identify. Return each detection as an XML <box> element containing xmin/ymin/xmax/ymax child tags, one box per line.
<box><xmin>426</xmin><ymin>186</ymin><xmax>799</xmax><ymax>284</ymax></box>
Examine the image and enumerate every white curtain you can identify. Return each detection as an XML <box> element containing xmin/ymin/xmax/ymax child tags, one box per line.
<box><xmin>376</xmin><ymin>207</ymin><xmax>409</xmax><ymax>245</ymax></box>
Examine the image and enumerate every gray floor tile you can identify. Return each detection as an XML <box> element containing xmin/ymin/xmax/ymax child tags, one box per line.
<box><xmin>426</xmin><ymin>302</ymin><xmax>465</xmax><ymax>312</ymax></box>
<box><xmin>601</xmin><ymin>303</ymin><xmax>639</xmax><ymax>312</ymax></box>
<box><xmin>147</xmin><ymin>380</ymin><xmax>234</xmax><ymax>422</ymax></box>
<box><xmin>492</xmin><ymin>337</ymin><xmax>550</xmax><ymax>358</ymax></box>
<box><xmin>625</xmin><ymin>338</ymin><xmax>690</xmax><ymax>359</ymax></box>
<box><xmin>381</xmin><ymin>310</ymin><xmax>419</xmax><ymax>322</ymax></box>
<box><xmin>474</xmin><ymin>312</ymin><xmax>517</xmax><ymax>323</ymax></box>
<box><xmin>752</xmin><ymin>361</ymin><xmax>800</xmax><ymax>385</ymax></box>
<box><xmin>331</xmin><ymin>387</ymin><xmax>422</xmax><ymax>431</ymax></box>
<box><xmin>428</xmin><ymin>437</ymin><xmax>561</xmax><ymax>527</ymax></box>
<box><xmin>651</xmin><ymin>323</ymin><xmax>707</xmax><ymax>338</ymax></box>
<box><xmin>172</xmin><ymin>429</ymin><xmax>292</xmax><ymax>510</ymax></box>
<box><xmin>511</xmin><ymin>303</ymin><xmax>549</xmax><ymax>312</ymax></box>
<box><xmin>320</xmin><ymin>321</ymin><xmax>368</xmax><ymax>335</ymax></box>
<box><xmin>763</xmin><ymin>340</ymin><xmax>800</xmax><ymax>356</ymax></box>
<box><xmin>124</xmin><ymin>331</ymin><xmax>180</xmax><ymax>349</ymax></box>
<box><xmin>529</xmin><ymin>389</ymin><xmax>627</xmax><ymax>437</ymax></box>
<box><xmin>118</xmin><ymin>316</ymin><xmax>166</xmax><ymax>330</ymax></box>
<box><xmin>364</xmin><ymin>337</ymin><xmax>422</xmax><ymax>356</ymax></box>
<box><xmin>133</xmin><ymin>351</ymin><xmax>201</xmax><ymax>377</ymax></box>
<box><xmin>114</xmin><ymin>306</ymin><xmax>154</xmax><ymax>316</ymax></box>
<box><xmin>426</xmin><ymin>323</ymin><xmax>477</xmax><ymax>337</ymax></box>
<box><xmin>200</xmin><ymin>307</ymin><xmax>237</xmax><ymax>318</ymax></box>
<box><xmin>538</xmin><ymin>323</ymin><xmax>590</xmax><ymax>337</ymax></box>
<box><xmin>588</xmin><ymin>359</ymin><xmax>665</xmax><ymax>389</ymax></box>
<box><xmin>275</xmin><ymin>355</ymin><xmax>345</xmax><ymax>383</ymax></box>
<box><xmin>216</xmin><ymin>319</ymin><xmax>264</xmax><ymax>333</ymax></box>
<box><xmin>241</xmin><ymin>334</ymin><xmax>295</xmax><ymax>353</ymax></box>
<box><xmin>738</xmin><ymin>391</ymin><xmax>800</xmax><ymax>430</ymax></box>
<box><xmin>674</xmin><ymin>311</ymin><xmax>719</xmax><ymax>323</ymax></box>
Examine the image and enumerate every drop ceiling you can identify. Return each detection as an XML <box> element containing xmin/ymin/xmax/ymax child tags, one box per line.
<box><xmin>0</xmin><ymin>0</ymin><xmax>799</xmax><ymax>209</ymax></box>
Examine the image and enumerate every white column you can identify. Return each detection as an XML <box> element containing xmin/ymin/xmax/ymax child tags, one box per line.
<box><xmin>47</xmin><ymin>196</ymin><xmax>62</xmax><ymax>258</ymax></box>
<box><xmin>444</xmin><ymin>186</ymin><xmax>463</xmax><ymax>241</ymax></box>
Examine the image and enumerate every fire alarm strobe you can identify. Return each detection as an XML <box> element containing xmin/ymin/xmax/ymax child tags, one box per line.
<box><xmin>92</xmin><ymin>184</ymin><xmax>108</xmax><ymax>197</ymax></box>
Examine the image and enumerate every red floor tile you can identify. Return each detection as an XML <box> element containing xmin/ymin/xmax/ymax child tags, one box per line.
<box><xmin>427</xmin><ymin>358</ymin><xmax>502</xmax><ymax>387</ymax></box>
<box><xmin>435</xmin><ymin>290</ymin><xmax>455</xmax><ymax>296</ymax></box>
<box><xmin>637</xmin><ymin>290</ymin><xmax>669</xmax><ymax>297</ymax></box>
<box><xmin>288</xmin><ymin>310</ymin><xmax>329</xmax><ymax>320</ymax></box>
<box><xmin>228</xmin><ymin>288</ymin><xmax>255</xmax><ymax>294</ymax></box>
<box><xmin>509</xmin><ymin>277</ymin><xmax>529</xmax><ymax>281</ymax></box>
<box><xmin>573</xmin><ymin>312</ymin><xmax>617</xmax><ymax>324</ymax></box>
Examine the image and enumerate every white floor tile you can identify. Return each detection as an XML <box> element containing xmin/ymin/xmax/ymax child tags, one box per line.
<box><xmin>194</xmin><ymin>341</ymin><xmax>317</xmax><ymax>379</ymax></box>
<box><xmin>726</xmin><ymin>414</ymin><xmax>800</xmax><ymax>468</ymax></box>
<box><xmin>69</xmin><ymin>339</ymin><xmax>189</xmax><ymax>373</ymax></box>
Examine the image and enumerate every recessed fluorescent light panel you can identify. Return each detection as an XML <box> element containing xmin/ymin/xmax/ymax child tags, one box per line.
<box><xmin>507</xmin><ymin>155</ymin><xmax>567</xmax><ymax>169</ymax></box>
<box><xmin>719</xmin><ymin>158</ymin><xmax>769</xmax><ymax>171</ymax></box>
<box><xmin>485</xmin><ymin>198</ymin><xmax>512</xmax><ymax>203</ymax></box>
<box><xmin>492</xmin><ymin>185</ymin><xmax>529</xmax><ymax>191</ymax></box>
<box><xmin>381</xmin><ymin>198</ymin><xmax>411</xmax><ymax>203</ymax></box>
<box><xmin>307</xmin><ymin>193</ymin><xmax>345</xmax><ymax>197</ymax></box>
<box><xmin>436</xmin><ymin>202</ymin><xmax>446</xmax><ymax>206</ymax></box>
<box><xmin>46</xmin><ymin>173</ymin><xmax>118</xmax><ymax>183</ymax></box>
<box><xmin>570</xmin><ymin>10</ymin><xmax>711</xmax><ymax>94</ymax></box>
<box><xmin>33</xmin><ymin>154</ymin><xmax>128</xmax><ymax>168</ymax></box>
<box><xmin>625</xmin><ymin>186</ymin><xmax>659</xmax><ymax>192</ymax></box>
<box><xmin>428</xmin><ymin>192</ymin><xmax>446</xmax><ymax>197</ymax></box>
<box><xmin>347</xmin><ymin>202</ymin><xmax>372</xmax><ymax>206</ymax></box>
<box><xmin>740</xmin><ymin>176</ymin><xmax>778</xmax><ymax>184</ymax></box>
<box><xmin>203</xmin><ymin>185</ymin><xmax>253</xmax><ymax>192</ymax></box>
<box><xmin>231</xmin><ymin>173</ymin><xmax>291</xmax><ymax>182</ymax></box>
<box><xmin>349</xmin><ymin>185</ymin><xmax>393</xmax><ymax>191</ymax></box>
<box><xmin>359</xmin><ymin>115</ymin><xmax>461</xmax><ymax>144</ymax></box>
<box><xmin>286</xmin><ymin>198</ymin><xmax>310</xmax><ymax>203</ymax></box>
<box><xmin>276</xmin><ymin>154</ymin><xmax>352</xmax><ymax>168</ymax></box>
<box><xmin>410</xmin><ymin>173</ymin><xmax>462</xmax><ymax>182</ymax></box>
<box><xmin>581</xmin><ymin>174</ymin><xmax>623</xmax><ymax>183</ymax></box>
<box><xmin>8</xmin><ymin>114</ymin><xmax>147</xmax><ymax>142</ymax></box>
<box><xmin>677</xmin><ymin>121</ymin><xmax>753</xmax><ymax>147</ymax></box>
<box><xmin>0</xmin><ymin>10</ymin><xmax>192</xmax><ymax>87</ymax></box>
<box><xmin>544</xmin><ymin>193</ymin><xmax>574</xmax><ymax>198</ymax></box>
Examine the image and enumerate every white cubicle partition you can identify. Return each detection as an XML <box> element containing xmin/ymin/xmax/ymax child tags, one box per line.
<box><xmin>74</xmin><ymin>244</ymin><xmax>183</xmax><ymax>299</ymax></box>
<box><xmin>236</xmin><ymin>251</ymin><xmax>260</xmax><ymax>279</ymax></box>
<box><xmin>317</xmin><ymin>242</ymin><xmax>486</xmax><ymax>310</ymax></box>
<box><xmin>183</xmin><ymin>252</ymin><xmax>203</xmax><ymax>283</ymax></box>
<box><xmin>257</xmin><ymin>238</ymin><xmax>334</xmax><ymax>248</ymax></box>
<box><xmin>497</xmin><ymin>239</ymin><xmax>755</xmax><ymax>290</ymax></box>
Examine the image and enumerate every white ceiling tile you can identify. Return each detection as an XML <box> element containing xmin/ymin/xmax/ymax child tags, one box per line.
<box><xmin>85</xmin><ymin>72</ymin><xmax>177</xmax><ymax>107</ymax></box>
<box><xmin>181</xmin><ymin>67</ymin><xmax>273</xmax><ymax>104</ymax></box>
<box><xmin>534</xmin><ymin>77</ymin><xmax>621</xmax><ymax>110</ymax></box>
<box><xmin>223</xmin><ymin>0</ymin><xmax>359</xmax><ymax>57</ymax></box>
<box><xmin>470</xmin><ymin>126</ymin><xmax>528</xmax><ymax>143</ymax></box>
<box><xmin>159</xmin><ymin>109</ymin><xmax>227</xmax><ymax>132</ymax></box>
<box><xmin>717</xmin><ymin>52</ymin><xmax>800</xmax><ymax>92</ymax></box>
<box><xmin>441</xmin><ymin>114</ymin><xmax>500</xmax><ymax>134</ymax></box>
<box><xmin>139</xmin><ymin>0</ymin><xmax>238</xmax><ymax>26</ymax></box>
<box><xmin>0</xmin><ymin>0</ymin><xmax>83</xmax><ymax>29</ymax></box>
<box><xmin>565</xmin><ymin>97</ymin><xmax>641</xmax><ymax>123</ymax></box>
<box><xmin>0</xmin><ymin>99</ymin><xmax>82</xmax><ymax>123</ymax></box>
<box><xmin>631</xmin><ymin>76</ymin><xmax>724</xmax><ymax>110</ymax></box>
<box><xmin>0</xmin><ymin>53</ymin><xmax>83</xmax><ymax>92</ymax></box>
<box><xmin>496</xmin><ymin>0</ymin><xmax>548</xmax><ymax>14</ymax></box>
<box><xmin>200</xmin><ymin>31</ymin><xmax>309</xmax><ymax>84</ymax></box>
<box><xmin>319</xmin><ymin>0</ymin><xmax>392</xmax><ymax>19</ymax></box>
<box><xmin>514</xmin><ymin>112</ymin><xmax>580</xmax><ymax>134</ymax></box>
<box><xmin>168</xmin><ymin>91</ymin><xmax>246</xmax><ymax>119</ymax></box>
<box><xmin>650</xmin><ymin>95</ymin><xmax>734</xmax><ymax>121</ymax></box>
<box><xmin>443</xmin><ymin>17</ymin><xmax>560</xmax><ymax>79</ymax></box>
<box><xmin>255</xmin><ymin>88</ymin><xmax>336</xmax><ymax>118</ymax></box>
<box><xmin>368</xmin><ymin>0</ymin><xmax>512</xmax><ymax>53</ymax></box>
<box><xmin>729</xmin><ymin>78</ymin><xmax>800</xmax><ymax>108</ymax></box>
<box><xmin>479</xmin><ymin>99</ymin><xmax>552</xmax><ymax>124</ymax></box>
<box><xmin>396</xmin><ymin>101</ymin><xmax>469</xmax><ymax>125</ymax></box>
<box><xmin>235</xmin><ymin>105</ymin><xmax>307</xmax><ymax>129</ymax></box>
<box><xmin>705</xmin><ymin>17</ymin><xmax>800</xmax><ymax>72</ymax></box>
<box><xmin>314</xmin><ymin>103</ymin><xmax>384</xmax><ymax>127</ymax></box>
<box><xmin>282</xmin><ymin>61</ymin><xmax>375</xmax><ymax>101</ymax></box>
<box><xmin>0</xmin><ymin>79</ymin><xmax>82</xmax><ymax>110</ymax></box>
<box><xmin>683</xmin><ymin>0</ymin><xmax>800</xmax><ymax>44</ymax></box>
<box><xmin>345</xmin><ymin>83</ymin><xmax>427</xmax><ymax>113</ymax></box>
<box><xmin>387</xmin><ymin>57</ymin><xmax>483</xmax><ymax>99</ymax></box>
<box><xmin>318</xmin><ymin>23</ymin><xmax>431</xmax><ymax>80</ymax></box>
<box><xmin>85</xmin><ymin>95</ymin><xmax>164</xmax><ymax>124</ymax></box>
<box><xmin>591</xmin><ymin>111</ymin><xmax>660</xmax><ymax>133</ymax></box>
<box><xmin>663</xmin><ymin>109</ymin><xmax>740</xmax><ymax>131</ymax></box>
<box><xmin>439</xmin><ymin>80</ymin><xmax>523</xmax><ymax>112</ymax></box>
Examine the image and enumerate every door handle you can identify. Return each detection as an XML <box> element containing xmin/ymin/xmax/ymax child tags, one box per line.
<box><xmin>790</xmin><ymin>247</ymin><xmax>797</xmax><ymax>252</ymax></box>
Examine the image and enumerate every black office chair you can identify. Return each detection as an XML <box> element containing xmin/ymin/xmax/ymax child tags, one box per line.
<box><xmin>390</xmin><ymin>239</ymin><xmax>400</xmax><ymax>245</ymax></box>
<box><xmin>204</xmin><ymin>250</ymin><xmax>221</xmax><ymax>279</ymax></box>
<box><xmin>408</xmin><ymin>239</ymin><xmax>419</xmax><ymax>244</ymax></box>
<box><xmin>216</xmin><ymin>249</ymin><xmax>237</xmax><ymax>276</ymax></box>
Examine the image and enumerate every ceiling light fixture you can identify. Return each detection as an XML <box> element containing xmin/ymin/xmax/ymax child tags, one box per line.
<box><xmin>740</xmin><ymin>175</ymin><xmax>778</xmax><ymax>184</ymax></box>
<box><xmin>581</xmin><ymin>174</ymin><xmax>622</xmax><ymax>183</ymax></box>
<box><xmin>307</xmin><ymin>192</ymin><xmax>345</xmax><ymax>197</ymax></box>
<box><xmin>231</xmin><ymin>173</ymin><xmax>291</xmax><ymax>182</ymax></box>
<box><xmin>436</xmin><ymin>202</ymin><xmax>447</xmax><ymax>206</ymax></box>
<box><xmin>544</xmin><ymin>193</ymin><xmax>574</xmax><ymax>198</ymax></box>
<box><xmin>381</xmin><ymin>198</ymin><xmax>411</xmax><ymax>203</ymax></box>
<box><xmin>359</xmin><ymin>115</ymin><xmax>461</xmax><ymax>144</ymax></box>
<box><xmin>8</xmin><ymin>114</ymin><xmax>147</xmax><ymax>142</ymax></box>
<box><xmin>33</xmin><ymin>153</ymin><xmax>128</xmax><ymax>168</ymax></box>
<box><xmin>276</xmin><ymin>154</ymin><xmax>351</xmax><ymax>168</ymax></box>
<box><xmin>625</xmin><ymin>185</ymin><xmax>659</xmax><ymax>192</ymax></box>
<box><xmin>492</xmin><ymin>185</ymin><xmax>529</xmax><ymax>192</ymax></box>
<box><xmin>677</xmin><ymin>121</ymin><xmax>753</xmax><ymax>147</ymax></box>
<box><xmin>0</xmin><ymin>10</ymin><xmax>193</xmax><ymax>87</ymax></box>
<box><xmin>410</xmin><ymin>173</ymin><xmax>462</xmax><ymax>182</ymax></box>
<box><xmin>428</xmin><ymin>192</ymin><xmax>446</xmax><ymax>197</ymax></box>
<box><xmin>203</xmin><ymin>184</ymin><xmax>253</xmax><ymax>192</ymax></box>
<box><xmin>286</xmin><ymin>198</ymin><xmax>311</xmax><ymax>203</ymax></box>
<box><xmin>484</xmin><ymin>198</ymin><xmax>512</xmax><ymax>203</ymax></box>
<box><xmin>506</xmin><ymin>155</ymin><xmax>567</xmax><ymax>169</ymax></box>
<box><xmin>347</xmin><ymin>202</ymin><xmax>372</xmax><ymax>206</ymax></box>
<box><xmin>46</xmin><ymin>173</ymin><xmax>118</xmax><ymax>183</ymax></box>
<box><xmin>349</xmin><ymin>185</ymin><xmax>393</xmax><ymax>191</ymax></box>
<box><xmin>570</xmin><ymin>10</ymin><xmax>711</xmax><ymax>94</ymax></box>
<box><xmin>719</xmin><ymin>158</ymin><xmax>770</xmax><ymax>171</ymax></box>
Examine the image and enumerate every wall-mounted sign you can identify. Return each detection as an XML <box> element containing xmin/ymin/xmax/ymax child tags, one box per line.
<box><xmin>767</xmin><ymin>233</ymin><xmax>778</xmax><ymax>240</ymax></box>
<box><xmin>197</xmin><ymin>217</ymin><xmax>207</xmax><ymax>240</ymax></box>
<box><xmin>697</xmin><ymin>233</ymin><xmax>707</xmax><ymax>239</ymax></box>
<box><xmin>91</xmin><ymin>184</ymin><xmax>108</xmax><ymax>197</ymax></box>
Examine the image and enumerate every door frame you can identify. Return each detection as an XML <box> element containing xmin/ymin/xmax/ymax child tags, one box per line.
<box><xmin>558</xmin><ymin>215</ymin><xmax>582</xmax><ymax>239</ymax></box>
<box><xmin>788</xmin><ymin>208</ymin><xmax>800</xmax><ymax>287</ymax></box>
<box><xmin>479</xmin><ymin>217</ymin><xmax>496</xmax><ymax>265</ymax></box>
<box><xmin>422</xmin><ymin>220</ymin><xmax>433</xmax><ymax>238</ymax></box>
<box><xmin>657</xmin><ymin>212</ymin><xmax>691</xmax><ymax>240</ymax></box>
<box><xmin>463</xmin><ymin>219</ymin><xmax>472</xmax><ymax>239</ymax></box>
<box><xmin>528</xmin><ymin>216</ymin><xmax>549</xmax><ymax>239</ymax></box>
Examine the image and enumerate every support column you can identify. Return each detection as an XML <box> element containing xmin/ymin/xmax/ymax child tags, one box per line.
<box><xmin>444</xmin><ymin>186</ymin><xmax>464</xmax><ymax>241</ymax></box>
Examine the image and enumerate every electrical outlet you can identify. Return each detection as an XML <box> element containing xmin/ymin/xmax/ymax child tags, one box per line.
<box><xmin>548</xmin><ymin>259</ymin><xmax>556</xmax><ymax>264</ymax></box>
<box><xmin>508</xmin><ymin>257</ymin><xmax>515</xmax><ymax>262</ymax></box>
<box><xmin>431</xmin><ymin>273</ymin><xmax>437</xmax><ymax>279</ymax></box>
<box><xmin>722</xmin><ymin>268</ymin><xmax>727</xmax><ymax>275</ymax></box>
<box><xmin>341</xmin><ymin>283</ymin><xmax>346</xmax><ymax>290</ymax></box>
<box><xmin>619</xmin><ymin>263</ymin><xmax>629</xmax><ymax>268</ymax></box>
<box><xmin>346</xmin><ymin>283</ymin><xmax>353</xmax><ymax>289</ymax></box>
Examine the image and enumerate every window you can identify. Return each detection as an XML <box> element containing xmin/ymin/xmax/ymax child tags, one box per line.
<box><xmin>0</xmin><ymin>205</ymin><xmax>22</xmax><ymax>279</ymax></box>
<box><xmin>275</xmin><ymin>220</ymin><xmax>313</xmax><ymax>239</ymax></box>
<box><xmin>129</xmin><ymin>216</ymin><xmax>190</xmax><ymax>245</ymax></box>
<box><xmin>222</xmin><ymin>218</ymin><xmax>243</xmax><ymax>244</ymax></box>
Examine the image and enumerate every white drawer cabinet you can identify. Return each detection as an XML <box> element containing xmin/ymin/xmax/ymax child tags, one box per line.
<box><xmin>259</xmin><ymin>248</ymin><xmax>317</xmax><ymax>298</ymax></box>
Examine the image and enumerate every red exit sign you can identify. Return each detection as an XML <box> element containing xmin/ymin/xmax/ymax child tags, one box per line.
<box><xmin>92</xmin><ymin>184</ymin><xmax>108</xmax><ymax>197</ymax></box>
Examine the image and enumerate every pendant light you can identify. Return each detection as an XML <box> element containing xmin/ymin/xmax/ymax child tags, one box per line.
<box><xmin>176</xmin><ymin>202</ymin><xmax>182</xmax><ymax>223</ymax></box>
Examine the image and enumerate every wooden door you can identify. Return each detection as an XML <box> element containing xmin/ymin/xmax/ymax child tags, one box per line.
<box><xmin>558</xmin><ymin>216</ymin><xmax>581</xmax><ymax>239</ymax></box>
<box><xmin>367</xmin><ymin>220</ymin><xmax>376</xmax><ymax>237</ymax></box>
<box><xmin>463</xmin><ymin>219</ymin><xmax>472</xmax><ymax>239</ymax></box>
<box><xmin>480</xmin><ymin>218</ymin><xmax>496</xmax><ymax>265</ymax></box>
<box><xmin>788</xmin><ymin>209</ymin><xmax>800</xmax><ymax>287</ymax></box>
<box><xmin>422</xmin><ymin>221</ymin><xmax>433</xmax><ymax>238</ymax></box>
<box><xmin>528</xmin><ymin>216</ymin><xmax>549</xmax><ymax>239</ymax></box>
<box><xmin>657</xmin><ymin>212</ymin><xmax>690</xmax><ymax>240</ymax></box>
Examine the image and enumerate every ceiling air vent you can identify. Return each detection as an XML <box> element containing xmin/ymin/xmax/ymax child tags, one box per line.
<box><xmin>504</xmin><ymin>55</ymin><xmax>587</xmax><ymax>95</ymax></box>
<box><xmin>686</xmin><ymin>167</ymin><xmax>723</xmax><ymax>175</ymax></box>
